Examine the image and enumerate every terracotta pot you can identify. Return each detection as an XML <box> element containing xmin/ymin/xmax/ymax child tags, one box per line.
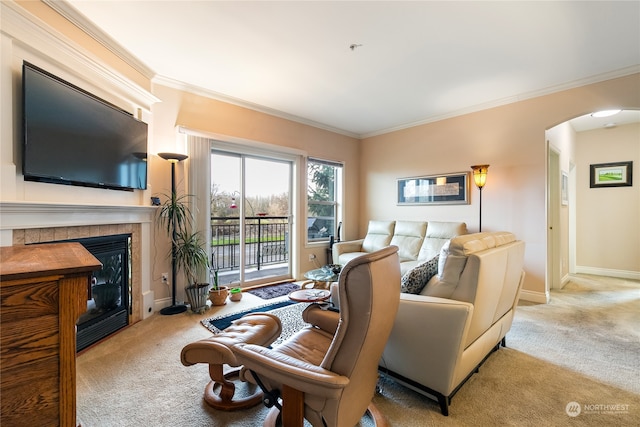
<box><xmin>209</xmin><ymin>286</ymin><xmax>229</xmax><ymax>306</ymax></box>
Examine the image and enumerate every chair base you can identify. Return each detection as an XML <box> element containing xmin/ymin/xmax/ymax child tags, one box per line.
<box><xmin>263</xmin><ymin>402</ymin><xmax>389</xmax><ymax>427</ymax></box>
<box><xmin>203</xmin><ymin>365</ymin><xmax>263</xmax><ymax>411</ymax></box>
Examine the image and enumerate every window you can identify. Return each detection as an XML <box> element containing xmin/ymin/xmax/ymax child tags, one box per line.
<box><xmin>307</xmin><ymin>158</ymin><xmax>342</xmax><ymax>243</ymax></box>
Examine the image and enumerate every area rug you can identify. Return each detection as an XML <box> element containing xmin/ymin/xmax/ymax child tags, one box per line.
<box><xmin>201</xmin><ymin>299</ymin><xmax>304</xmax><ymax>335</ymax></box>
<box><xmin>246</xmin><ymin>282</ymin><xmax>300</xmax><ymax>299</ymax></box>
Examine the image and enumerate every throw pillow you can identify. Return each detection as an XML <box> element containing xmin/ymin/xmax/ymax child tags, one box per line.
<box><xmin>400</xmin><ymin>255</ymin><xmax>439</xmax><ymax>294</ymax></box>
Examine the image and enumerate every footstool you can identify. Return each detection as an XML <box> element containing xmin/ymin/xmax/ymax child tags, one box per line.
<box><xmin>181</xmin><ymin>312</ymin><xmax>282</xmax><ymax>410</ymax></box>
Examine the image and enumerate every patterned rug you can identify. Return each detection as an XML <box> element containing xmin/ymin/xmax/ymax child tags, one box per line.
<box><xmin>201</xmin><ymin>300</ymin><xmax>310</xmax><ymax>347</ymax></box>
<box><xmin>246</xmin><ymin>282</ymin><xmax>300</xmax><ymax>299</ymax></box>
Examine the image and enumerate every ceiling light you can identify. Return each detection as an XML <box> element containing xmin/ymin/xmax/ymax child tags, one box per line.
<box><xmin>591</xmin><ymin>109</ymin><xmax>622</xmax><ymax>118</ymax></box>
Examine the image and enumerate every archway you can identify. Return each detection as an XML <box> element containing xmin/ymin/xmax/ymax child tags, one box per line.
<box><xmin>545</xmin><ymin>109</ymin><xmax>640</xmax><ymax>294</ymax></box>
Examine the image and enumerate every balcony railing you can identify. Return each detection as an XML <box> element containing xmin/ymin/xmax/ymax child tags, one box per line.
<box><xmin>211</xmin><ymin>216</ymin><xmax>289</xmax><ymax>272</ymax></box>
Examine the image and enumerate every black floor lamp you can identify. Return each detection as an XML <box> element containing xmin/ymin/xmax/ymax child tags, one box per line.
<box><xmin>159</xmin><ymin>152</ymin><xmax>189</xmax><ymax>316</ymax></box>
<box><xmin>470</xmin><ymin>165</ymin><xmax>489</xmax><ymax>232</ymax></box>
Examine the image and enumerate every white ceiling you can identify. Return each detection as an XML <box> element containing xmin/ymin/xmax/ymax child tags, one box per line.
<box><xmin>58</xmin><ymin>1</ymin><xmax>640</xmax><ymax>137</ymax></box>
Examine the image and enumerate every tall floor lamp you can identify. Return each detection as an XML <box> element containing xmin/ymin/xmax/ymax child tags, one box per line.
<box><xmin>159</xmin><ymin>152</ymin><xmax>189</xmax><ymax>315</ymax></box>
<box><xmin>470</xmin><ymin>165</ymin><xmax>489</xmax><ymax>232</ymax></box>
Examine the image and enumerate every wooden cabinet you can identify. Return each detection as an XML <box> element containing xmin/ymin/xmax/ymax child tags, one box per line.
<box><xmin>1</xmin><ymin>243</ymin><xmax>100</xmax><ymax>427</ymax></box>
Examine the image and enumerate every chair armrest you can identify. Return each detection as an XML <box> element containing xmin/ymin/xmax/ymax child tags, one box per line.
<box><xmin>381</xmin><ymin>294</ymin><xmax>473</xmax><ymax>395</ymax></box>
<box><xmin>332</xmin><ymin>239</ymin><xmax>365</xmax><ymax>262</ymax></box>
<box><xmin>233</xmin><ymin>343</ymin><xmax>349</xmax><ymax>398</ymax></box>
<box><xmin>302</xmin><ymin>304</ymin><xmax>340</xmax><ymax>335</ymax></box>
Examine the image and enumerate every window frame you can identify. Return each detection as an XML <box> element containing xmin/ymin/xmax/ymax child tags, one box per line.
<box><xmin>306</xmin><ymin>157</ymin><xmax>343</xmax><ymax>245</ymax></box>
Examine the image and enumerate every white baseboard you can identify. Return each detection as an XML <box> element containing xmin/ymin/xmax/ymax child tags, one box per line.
<box><xmin>142</xmin><ymin>291</ymin><xmax>155</xmax><ymax>320</ymax></box>
<box><xmin>518</xmin><ymin>289</ymin><xmax>549</xmax><ymax>304</ymax></box>
<box><xmin>575</xmin><ymin>266</ymin><xmax>640</xmax><ymax>281</ymax></box>
<box><xmin>154</xmin><ymin>297</ymin><xmax>173</xmax><ymax>313</ymax></box>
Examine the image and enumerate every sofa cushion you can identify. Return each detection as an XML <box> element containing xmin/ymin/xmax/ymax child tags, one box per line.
<box><xmin>417</xmin><ymin>221</ymin><xmax>468</xmax><ymax>261</ymax></box>
<box><xmin>420</xmin><ymin>240</ymin><xmax>467</xmax><ymax>298</ymax></box>
<box><xmin>337</xmin><ymin>252</ymin><xmax>368</xmax><ymax>266</ymax></box>
<box><xmin>390</xmin><ymin>221</ymin><xmax>427</xmax><ymax>262</ymax></box>
<box><xmin>361</xmin><ymin>220</ymin><xmax>395</xmax><ymax>253</ymax></box>
<box><xmin>401</xmin><ymin>255</ymin><xmax>439</xmax><ymax>294</ymax></box>
<box><xmin>421</xmin><ymin>232</ymin><xmax>517</xmax><ymax>299</ymax></box>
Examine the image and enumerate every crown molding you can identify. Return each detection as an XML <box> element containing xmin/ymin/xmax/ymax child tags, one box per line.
<box><xmin>43</xmin><ymin>0</ymin><xmax>155</xmax><ymax>79</ymax></box>
<box><xmin>360</xmin><ymin>65</ymin><xmax>640</xmax><ymax>139</ymax></box>
<box><xmin>154</xmin><ymin>75</ymin><xmax>361</xmax><ymax>139</ymax></box>
<box><xmin>1</xmin><ymin>0</ymin><xmax>159</xmax><ymax>110</ymax></box>
<box><xmin>43</xmin><ymin>1</ymin><xmax>359</xmax><ymax>139</ymax></box>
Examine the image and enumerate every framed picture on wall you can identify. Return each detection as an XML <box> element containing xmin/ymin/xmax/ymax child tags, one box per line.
<box><xmin>561</xmin><ymin>171</ymin><xmax>569</xmax><ymax>205</ymax></box>
<box><xmin>397</xmin><ymin>172</ymin><xmax>469</xmax><ymax>205</ymax></box>
<box><xmin>590</xmin><ymin>161</ymin><xmax>633</xmax><ymax>188</ymax></box>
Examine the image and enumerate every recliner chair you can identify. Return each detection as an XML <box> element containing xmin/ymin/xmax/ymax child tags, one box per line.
<box><xmin>233</xmin><ymin>246</ymin><xmax>401</xmax><ymax>427</ymax></box>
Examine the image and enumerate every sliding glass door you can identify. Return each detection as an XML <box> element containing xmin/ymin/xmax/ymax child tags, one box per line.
<box><xmin>211</xmin><ymin>150</ymin><xmax>292</xmax><ymax>287</ymax></box>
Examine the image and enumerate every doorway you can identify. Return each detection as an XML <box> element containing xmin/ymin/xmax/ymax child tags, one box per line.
<box><xmin>547</xmin><ymin>144</ymin><xmax>562</xmax><ymax>291</ymax></box>
<box><xmin>210</xmin><ymin>151</ymin><xmax>292</xmax><ymax>287</ymax></box>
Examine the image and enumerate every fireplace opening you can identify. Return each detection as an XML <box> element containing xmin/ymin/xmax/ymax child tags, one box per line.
<box><xmin>69</xmin><ymin>234</ymin><xmax>131</xmax><ymax>352</ymax></box>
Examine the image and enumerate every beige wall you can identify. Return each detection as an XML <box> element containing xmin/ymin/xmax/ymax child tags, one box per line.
<box><xmin>361</xmin><ymin>74</ymin><xmax>640</xmax><ymax>300</ymax></box>
<box><xmin>575</xmin><ymin>123</ymin><xmax>640</xmax><ymax>274</ymax></box>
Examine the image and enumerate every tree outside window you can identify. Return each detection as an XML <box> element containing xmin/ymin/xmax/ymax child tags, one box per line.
<box><xmin>307</xmin><ymin>158</ymin><xmax>342</xmax><ymax>242</ymax></box>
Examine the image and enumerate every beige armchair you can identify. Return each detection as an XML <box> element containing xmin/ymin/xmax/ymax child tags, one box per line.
<box><xmin>233</xmin><ymin>246</ymin><xmax>401</xmax><ymax>427</ymax></box>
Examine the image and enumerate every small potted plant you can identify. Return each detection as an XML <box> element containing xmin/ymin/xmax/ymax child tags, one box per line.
<box><xmin>229</xmin><ymin>287</ymin><xmax>243</xmax><ymax>302</ymax></box>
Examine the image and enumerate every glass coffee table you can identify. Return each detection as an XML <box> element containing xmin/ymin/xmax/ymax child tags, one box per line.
<box><xmin>303</xmin><ymin>265</ymin><xmax>341</xmax><ymax>289</ymax></box>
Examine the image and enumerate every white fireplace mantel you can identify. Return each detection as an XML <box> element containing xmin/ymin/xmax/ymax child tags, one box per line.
<box><xmin>0</xmin><ymin>201</ymin><xmax>157</xmax><ymax>232</ymax></box>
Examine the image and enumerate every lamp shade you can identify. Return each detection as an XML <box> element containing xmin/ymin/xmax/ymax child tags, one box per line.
<box><xmin>158</xmin><ymin>152</ymin><xmax>188</xmax><ymax>163</ymax></box>
<box><xmin>471</xmin><ymin>165</ymin><xmax>490</xmax><ymax>189</ymax></box>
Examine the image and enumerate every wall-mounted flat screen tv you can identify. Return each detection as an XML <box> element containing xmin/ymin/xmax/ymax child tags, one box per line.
<box><xmin>22</xmin><ymin>62</ymin><xmax>148</xmax><ymax>191</ymax></box>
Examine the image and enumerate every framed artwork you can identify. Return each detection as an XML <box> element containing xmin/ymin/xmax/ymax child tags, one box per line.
<box><xmin>590</xmin><ymin>161</ymin><xmax>633</xmax><ymax>188</ymax></box>
<box><xmin>397</xmin><ymin>172</ymin><xmax>469</xmax><ymax>205</ymax></box>
<box><xmin>561</xmin><ymin>171</ymin><xmax>569</xmax><ymax>206</ymax></box>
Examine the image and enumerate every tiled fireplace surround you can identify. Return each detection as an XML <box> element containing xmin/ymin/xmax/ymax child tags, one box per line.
<box><xmin>0</xmin><ymin>202</ymin><xmax>157</xmax><ymax>324</ymax></box>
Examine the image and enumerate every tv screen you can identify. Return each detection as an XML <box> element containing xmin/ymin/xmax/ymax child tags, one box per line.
<box><xmin>22</xmin><ymin>62</ymin><xmax>148</xmax><ymax>191</ymax></box>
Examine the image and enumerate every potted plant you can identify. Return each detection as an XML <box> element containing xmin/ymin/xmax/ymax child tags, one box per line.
<box><xmin>174</xmin><ymin>228</ymin><xmax>211</xmax><ymax>313</ymax></box>
<box><xmin>157</xmin><ymin>191</ymin><xmax>211</xmax><ymax>313</ymax></box>
<box><xmin>208</xmin><ymin>256</ymin><xmax>229</xmax><ymax>306</ymax></box>
<box><xmin>229</xmin><ymin>287</ymin><xmax>243</xmax><ymax>302</ymax></box>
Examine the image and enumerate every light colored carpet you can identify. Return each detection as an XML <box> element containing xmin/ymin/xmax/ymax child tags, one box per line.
<box><xmin>76</xmin><ymin>275</ymin><xmax>640</xmax><ymax>426</ymax></box>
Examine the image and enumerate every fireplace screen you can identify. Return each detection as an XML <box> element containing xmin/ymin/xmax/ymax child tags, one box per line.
<box><xmin>73</xmin><ymin>234</ymin><xmax>131</xmax><ymax>352</ymax></box>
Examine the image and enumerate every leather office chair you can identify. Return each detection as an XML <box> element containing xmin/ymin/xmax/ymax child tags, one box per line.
<box><xmin>233</xmin><ymin>245</ymin><xmax>401</xmax><ymax>427</ymax></box>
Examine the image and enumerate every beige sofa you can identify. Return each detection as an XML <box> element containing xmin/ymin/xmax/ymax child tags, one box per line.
<box><xmin>332</xmin><ymin>220</ymin><xmax>468</xmax><ymax>275</ymax></box>
<box><xmin>380</xmin><ymin>231</ymin><xmax>526</xmax><ymax>415</ymax></box>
